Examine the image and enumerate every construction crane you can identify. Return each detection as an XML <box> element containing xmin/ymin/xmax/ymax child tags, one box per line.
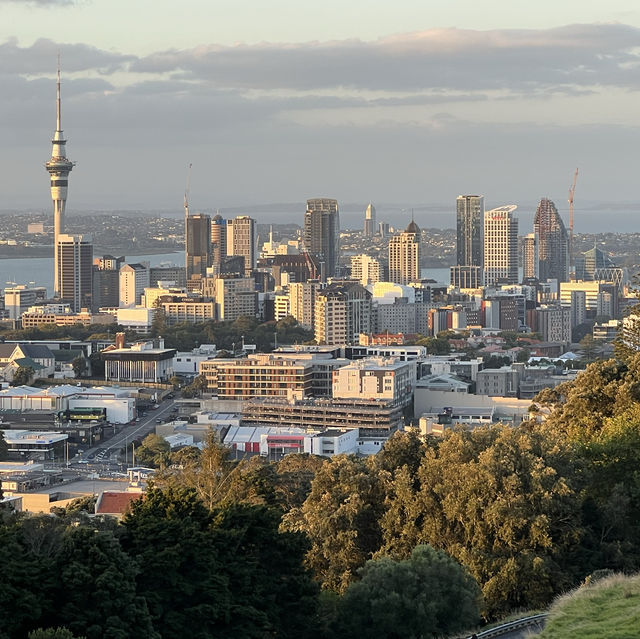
<box><xmin>568</xmin><ymin>167</ymin><xmax>578</xmax><ymax>267</ymax></box>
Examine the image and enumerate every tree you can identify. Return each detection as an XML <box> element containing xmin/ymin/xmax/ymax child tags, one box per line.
<box><xmin>282</xmin><ymin>455</ymin><xmax>388</xmax><ymax>593</ymax></box>
<box><xmin>11</xmin><ymin>365</ymin><xmax>35</xmax><ymax>386</ymax></box>
<box><xmin>71</xmin><ymin>356</ymin><xmax>86</xmax><ymax>378</ymax></box>
<box><xmin>120</xmin><ymin>486</ymin><xmax>230</xmax><ymax>639</ymax></box>
<box><xmin>382</xmin><ymin>425</ymin><xmax>583</xmax><ymax>618</ymax></box>
<box><xmin>0</xmin><ymin>430</ymin><xmax>7</xmax><ymax>462</ymax></box>
<box><xmin>28</xmin><ymin>629</ymin><xmax>85</xmax><ymax>639</ymax></box>
<box><xmin>52</xmin><ymin>527</ymin><xmax>157</xmax><ymax>639</ymax></box>
<box><xmin>579</xmin><ymin>334</ymin><xmax>601</xmax><ymax>363</ymax></box>
<box><xmin>334</xmin><ymin>545</ymin><xmax>481</xmax><ymax>639</ymax></box>
<box><xmin>134</xmin><ymin>434</ymin><xmax>171</xmax><ymax>469</ymax></box>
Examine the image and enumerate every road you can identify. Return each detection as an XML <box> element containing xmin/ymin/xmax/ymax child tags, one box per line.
<box><xmin>69</xmin><ymin>398</ymin><xmax>178</xmax><ymax>468</ymax></box>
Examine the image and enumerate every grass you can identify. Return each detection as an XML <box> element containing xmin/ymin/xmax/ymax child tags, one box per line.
<box><xmin>539</xmin><ymin>573</ymin><xmax>640</xmax><ymax>639</ymax></box>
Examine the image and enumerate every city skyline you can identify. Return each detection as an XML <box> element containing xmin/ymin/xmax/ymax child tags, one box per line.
<box><xmin>4</xmin><ymin>3</ymin><xmax>640</xmax><ymax>215</ymax></box>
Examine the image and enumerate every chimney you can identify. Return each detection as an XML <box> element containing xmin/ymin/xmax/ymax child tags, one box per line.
<box><xmin>115</xmin><ymin>332</ymin><xmax>126</xmax><ymax>349</ymax></box>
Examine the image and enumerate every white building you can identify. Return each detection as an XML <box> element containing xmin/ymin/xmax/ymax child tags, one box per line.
<box><xmin>332</xmin><ymin>357</ymin><xmax>416</xmax><ymax>407</ymax></box>
<box><xmin>304</xmin><ymin>428</ymin><xmax>359</xmax><ymax>456</ymax></box>
<box><xmin>119</xmin><ymin>263</ymin><xmax>150</xmax><ymax>308</ymax></box>
<box><xmin>483</xmin><ymin>205</ymin><xmax>518</xmax><ymax>286</ymax></box>
<box><xmin>4</xmin><ymin>285</ymin><xmax>47</xmax><ymax>320</ymax></box>
<box><xmin>116</xmin><ymin>307</ymin><xmax>155</xmax><ymax>334</ymax></box>
<box><xmin>174</xmin><ymin>345</ymin><xmax>218</xmax><ymax>376</ymax></box>
<box><xmin>288</xmin><ymin>281</ymin><xmax>321</xmax><ymax>330</ymax></box>
<box><xmin>351</xmin><ymin>254</ymin><xmax>383</xmax><ymax>286</ymax></box>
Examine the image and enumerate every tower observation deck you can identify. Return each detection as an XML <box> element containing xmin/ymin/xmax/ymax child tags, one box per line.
<box><xmin>45</xmin><ymin>64</ymin><xmax>75</xmax><ymax>298</ymax></box>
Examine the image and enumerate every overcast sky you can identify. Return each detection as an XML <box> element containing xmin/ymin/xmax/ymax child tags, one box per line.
<box><xmin>4</xmin><ymin>0</ymin><xmax>640</xmax><ymax>226</ymax></box>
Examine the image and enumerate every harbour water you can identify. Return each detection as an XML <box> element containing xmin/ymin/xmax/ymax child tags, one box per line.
<box><xmin>0</xmin><ymin>249</ymin><xmax>452</xmax><ymax>296</ymax></box>
<box><xmin>0</xmin><ymin>251</ymin><xmax>186</xmax><ymax>296</ymax></box>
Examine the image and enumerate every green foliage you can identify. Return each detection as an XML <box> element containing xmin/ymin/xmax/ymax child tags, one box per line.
<box><xmin>539</xmin><ymin>573</ymin><xmax>640</xmax><ymax>639</ymax></box>
<box><xmin>533</xmin><ymin>357</ymin><xmax>640</xmax><ymax>442</ymax></box>
<box><xmin>416</xmin><ymin>336</ymin><xmax>451</xmax><ymax>355</ymax></box>
<box><xmin>54</xmin><ymin>527</ymin><xmax>157</xmax><ymax>639</ymax></box>
<box><xmin>71</xmin><ymin>356</ymin><xmax>87</xmax><ymax>378</ymax></box>
<box><xmin>181</xmin><ymin>373</ymin><xmax>207</xmax><ymax>398</ymax></box>
<box><xmin>0</xmin><ymin>430</ymin><xmax>7</xmax><ymax>462</ymax></box>
<box><xmin>482</xmin><ymin>355</ymin><xmax>512</xmax><ymax>369</ymax></box>
<box><xmin>121</xmin><ymin>486</ymin><xmax>318</xmax><ymax>639</ymax></box>
<box><xmin>282</xmin><ymin>455</ymin><xmax>388</xmax><ymax>593</ymax></box>
<box><xmin>134</xmin><ymin>434</ymin><xmax>171</xmax><ymax>468</ymax></box>
<box><xmin>379</xmin><ymin>425</ymin><xmax>582</xmax><ymax>618</ymax></box>
<box><xmin>334</xmin><ymin>545</ymin><xmax>481</xmax><ymax>639</ymax></box>
<box><xmin>28</xmin><ymin>628</ymin><xmax>86</xmax><ymax>639</ymax></box>
<box><xmin>12</xmin><ymin>365</ymin><xmax>35</xmax><ymax>386</ymax></box>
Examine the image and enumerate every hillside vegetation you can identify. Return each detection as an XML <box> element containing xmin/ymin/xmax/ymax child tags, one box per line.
<box><xmin>540</xmin><ymin>573</ymin><xmax>640</xmax><ymax>639</ymax></box>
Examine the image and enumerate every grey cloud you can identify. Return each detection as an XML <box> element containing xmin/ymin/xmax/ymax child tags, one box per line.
<box><xmin>130</xmin><ymin>23</ymin><xmax>640</xmax><ymax>92</ymax></box>
<box><xmin>0</xmin><ymin>37</ymin><xmax>133</xmax><ymax>74</ymax></box>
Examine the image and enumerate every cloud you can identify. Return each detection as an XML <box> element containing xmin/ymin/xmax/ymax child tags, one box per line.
<box><xmin>0</xmin><ymin>37</ymin><xmax>133</xmax><ymax>74</ymax></box>
<box><xmin>129</xmin><ymin>23</ymin><xmax>640</xmax><ymax>93</ymax></box>
<box><xmin>0</xmin><ymin>0</ymin><xmax>83</xmax><ymax>5</ymax></box>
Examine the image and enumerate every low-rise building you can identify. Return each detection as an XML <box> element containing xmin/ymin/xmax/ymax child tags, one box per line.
<box><xmin>102</xmin><ymin>339</ymin><xmax>175</xmax><ymax>383</ymax></box>
<box><xmin>2</xmin><ymin>429</ymin><xmax>68</xmax><ymax>461</ymax></box>
<box><xmin>241</xmin><ymin>396</ymin><xmax>404</xmax><ymax>438</ymax></box>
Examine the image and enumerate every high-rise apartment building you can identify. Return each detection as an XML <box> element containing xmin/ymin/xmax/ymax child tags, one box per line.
<box><xmin>185</xmin><ymin>213</ymin><xmax>212</xmax><ymax>280</ymax></box>
<box><xmin>92</xmin><ymin>255</ymin><xmax>124</xmax><ymax>311</ymax></box>
<box><xmin>226</xmin><ymin>215</ymin><xmax>257</xmax><ymax>274</ymax></box>
<box><xmin>45</xmin><ymin>67</ymin><xmax>75</xmax><ymax>298</ymax></box>
<box><xmin>483</xmin><ymin>206</ymin><xmax>518</xmax><ymax>286</ymax></box>
<box><xmin>351</xmin><ymin>254</ymin><xmax>383</xmax><ymax>286</ymax></box>
<box><xmin>388</xmin><ymin>220</ymin><xmax>421</xmax><ymax>285</ymax></box>
<box><xmin>534</xmin><ymin>198</ymin><xmax>569</xmax><ymax>284</ymax></box>
<box><xmin>522</xmin><ymin>233</ymin><xmax>538</xmax><ymax>280</ymax></box>
<box><xmin>304</xmin><ymin>198</ymin><xmax>340</xmax><ymax>280</ymax></box>
<box><xmin>314</xmin><ymin>282</ymin><xmax>371</xmax><ymax>345</ymax></box>
<box><xmin>210</xmin><ymin>214</ymin><xmax>227</xmax><ymax>270</ymax></box>
<box><xmin>57</xmin><ymin>234</ymin><xmax>93</xmax><ymax>312</ymax></box>
<box><xmin>214</xmin><ymin>276</ymin><xmax>257</xmax><ymax>321</ymax></box>
<box><xmin>456</xmin><ymin>195</ymin><xmax>484</xmax><ymax>268</ymax></box>
<box><xmin>289</xmin><ymin>280</ymin><xmax>322</xmax><ymax>330</ymax></box>
<box><xmin>363</xmin><ymin>202</ymin><xmax>376</xmax><ymax>237</ymax></box>
<box><xmin>119</xmin><ymin>263</ymin><xmax>150</xmax><ymax>308</ymax></box>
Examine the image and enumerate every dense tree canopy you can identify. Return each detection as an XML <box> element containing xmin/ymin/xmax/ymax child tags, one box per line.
<box><xmin>335</xmin><ymin>545</ymin><xmax>480</xmax><ymax>639</ymax></box>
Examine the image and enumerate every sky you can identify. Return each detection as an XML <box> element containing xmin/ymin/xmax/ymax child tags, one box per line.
<box><xmin>4</xmin><ymin>0</ymin><xmax>640</xmax><ymax>227</ymax></box>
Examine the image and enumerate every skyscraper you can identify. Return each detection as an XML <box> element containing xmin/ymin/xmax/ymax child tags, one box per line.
<box><xmin>388</xmin><ymin>219</ymin><xmax>421</xmax><ymax>285</ymax></box>
<box><xmin>522</xmin><ymin>233</ymin><xmax>538</xmax><ymax>280</ymax></box>
<box><xmin>533</xmin><ymin>198</ymin><xmax>569</xmax><ymax>284</ymax></box>
<box><xmin>185</xmin><ymin>213</ymin><xmax>212</xmax><ymax>280</ymax></box>
<box><xmin>304</xmin><ymin>198</ymin><xmax>340</xmax><ymax>280</ymax></box>
<box><xmin>227</xmin><ymin>215</ymin><xmax>257</xmax><ymax>274</ymax></box>
<box><xmin>57</xmin><ymin>234</ymin><xmax>92</xmax><ymax>312</ymax></box>
<box><xmin>45</xmin><ymin>65</ymin><xmax>75</xmax><ymax>298</ymax></box>
<box><xmin>210</xmin><ymin>214</ymin><xmax>227</xmax><ymax>270</ymax></box>
<box><xmin>483</xmin><ymin>206</ymin><xmax>518</xmax><ymax>286</ymax></box>
<box><xmin>456</xmin><ymin>195</ymin><xmax>484</xmax><ymax>268</ymax></box>
<box><xmin>363</xmin><ymin>202</ymin><xmax>376</xmax><ymax>237</ymax></box>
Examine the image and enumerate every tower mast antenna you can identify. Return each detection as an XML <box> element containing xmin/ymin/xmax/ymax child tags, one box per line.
<box><xmin>568</xmin><ymin>167</ymin><xmax>579</xmax><ymax>270</ymax></box>
<box><xmin>184</xmin><ymin>163</ymin><xmax>192</xmax><ymax>220</ymax></box>
<box><xmin>45</xmin><ymin>55</ymin><xmax>74</xmax><ymax>298</ymax></box>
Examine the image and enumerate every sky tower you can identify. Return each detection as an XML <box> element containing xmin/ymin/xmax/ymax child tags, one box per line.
<box><xmin>45</xmin><ymin>62</ymin><xmax>75</xmax><ymax>298</ymax></box>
